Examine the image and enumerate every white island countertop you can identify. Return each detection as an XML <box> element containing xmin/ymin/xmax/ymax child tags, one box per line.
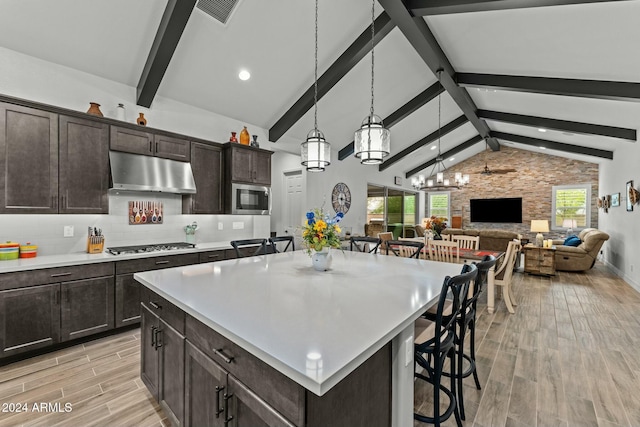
<box><xmin>134</xmin><ymin>250</ymin><xmax>461</xmax><ymax>396</ymax></box>
<box><xmin>0</xmin><ymin>241</ymin><xmax>234</xmax><ymax>274</ymax></box>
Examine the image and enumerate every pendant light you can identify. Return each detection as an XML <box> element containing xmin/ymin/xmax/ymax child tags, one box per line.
<box><xmin>301</xmin><ymin>0</ymin><xmax>330</xmax><ymax>172</ymax></box>
<box><xmin>354</xmin><ymin>0</ymin><xmax>390</xmax><ymax>165</ymax></box>
<box><xmin>413</xmin><ymin>70</ymin><xmax>469</xmax><ymax>191</ymax></box>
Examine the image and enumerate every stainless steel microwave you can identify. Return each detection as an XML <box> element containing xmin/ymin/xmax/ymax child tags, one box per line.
<box><xmin>231</xmin><ymin>183</ymin><xmax>271</xmax><ymax>215</ymax></box>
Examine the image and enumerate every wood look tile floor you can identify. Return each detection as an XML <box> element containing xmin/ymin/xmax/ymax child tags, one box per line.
<box><xmin>0</xmin><ymin>263</ymin><xmax>638</xmax><ymax>426</ymax></box>
<box><xmin>414</xmin><ymin>263</ymin><xmax>640</xmax><ymax>427</ymax></box>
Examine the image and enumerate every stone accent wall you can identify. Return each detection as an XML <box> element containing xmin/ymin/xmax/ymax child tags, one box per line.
<box><xmin>424</xmin><ymin>145</ymin><xmax>599</xmax><ymax>240</ymax></box>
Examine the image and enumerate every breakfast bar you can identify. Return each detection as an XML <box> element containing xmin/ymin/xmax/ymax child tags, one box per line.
<box><xmin>134</xmin><ymin>250</ymin><xmax>461</xmax><ymax>427</ymax></box>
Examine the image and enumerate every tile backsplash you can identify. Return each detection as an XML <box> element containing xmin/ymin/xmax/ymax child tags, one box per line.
<box><xmin>0</xmin><ymin>192</ymin><xmax>270</xmax><ymax>256</ymax></box>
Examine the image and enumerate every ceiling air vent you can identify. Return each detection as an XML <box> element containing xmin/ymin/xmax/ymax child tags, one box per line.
<box><xmin>196</xmin><ymin>0</ymin><xmax>240</xmax><ymax>25</ymax></box>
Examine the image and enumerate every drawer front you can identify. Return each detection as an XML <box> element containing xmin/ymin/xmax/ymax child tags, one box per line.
<box><xmin>0</xmin><ymin>262</ymin><xmax>114</xmax><ymax>291</ymax></box>
<box><xmin>116</xmin><ymin>253</ymin><xmax>199</xmax><ymax>275</ymax></box>
<box><xmin>141</xmin><ymin>286</ymin><xmax>185</xmax><ymax>334</ymax></box>
<box><xmin>185</xmin><ymin>314</ymin><xmax>305</xmax><ymax>426</ymax></box>
<box><xmin>198</xmin><ymin>250</ymin><xmax>227</xmax><ymax>263</ymax></box>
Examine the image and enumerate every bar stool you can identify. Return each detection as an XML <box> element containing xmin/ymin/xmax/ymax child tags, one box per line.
<box><xmin>268</xmin><ymin>235</ymin><xmax>295</xmax><ymax>253</ymax></box>
<box><xmin>349</xmin><ymin>236</ymin><xmax>381</xmax><ymax>253</ymax></box>
<box><xmin>414</xmin><ymin>263</ymin><xmax>477</xmax><ymax>426</ymax></box>
<box><xmin>230</xmin><ymin>238</ymin><xmax>268</xmax><ymax>258</ymax></box>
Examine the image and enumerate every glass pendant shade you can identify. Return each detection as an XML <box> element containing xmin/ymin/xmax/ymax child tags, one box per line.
<box><xmin>301</xmin><ymin>129</ymin><xmax>330</xmax><ymax>172</ymax></box>
<box><xmin>354</xmin><ymin>115</ymin><xmax>390</xmax><ymax>165</ymax></box>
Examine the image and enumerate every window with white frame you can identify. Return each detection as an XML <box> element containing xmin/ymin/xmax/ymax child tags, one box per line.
<box><xmin>427</xmin><ymin>192</ymin><xmax>451</xmax><ymax>225</ymax></box>
<box><xmin>552</xmin><ymin>184</ymin><xmax>591</xmax><ymax>230</ymax></box>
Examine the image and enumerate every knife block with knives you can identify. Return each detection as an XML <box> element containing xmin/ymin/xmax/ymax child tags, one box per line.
<box><xmin>87</xmin><ymin>227</ymin><xmax>105</xmax><ymax>254</ymax></box>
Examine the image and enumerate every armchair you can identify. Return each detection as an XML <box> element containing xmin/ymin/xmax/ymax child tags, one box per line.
<box><xmin>552</xmin><ymin>228</ymin><xmax>610</xmax><ymax>272</ymax></box>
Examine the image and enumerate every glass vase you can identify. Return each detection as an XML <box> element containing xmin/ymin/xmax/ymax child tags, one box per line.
<box><xmin>240</xmin><ymin>126</ymin><xmax>250</xmax><ymax>145</ymax></box>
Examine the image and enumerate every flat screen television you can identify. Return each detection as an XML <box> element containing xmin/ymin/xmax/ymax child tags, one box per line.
<box><xmin>470</xmin><ymin>197</ymin><xmax>522</xmax><ymax>223</ymax></box>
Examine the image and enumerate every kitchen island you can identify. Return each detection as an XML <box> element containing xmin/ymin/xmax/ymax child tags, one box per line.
<box><xmin>134</xmin><ymin>250</ymin><xmax>460</xmax><ymax>427</ymax></box>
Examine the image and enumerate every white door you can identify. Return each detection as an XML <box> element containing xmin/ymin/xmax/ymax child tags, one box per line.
<box><xmin>283</xmin><ymin>170</ymin><xmax>304</xmax><ymax>249</ymax></box>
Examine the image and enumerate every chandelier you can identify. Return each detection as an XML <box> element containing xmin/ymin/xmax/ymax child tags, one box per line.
<box><xmin>301</xmin><ymin>0</ymin><xmax>330</xmax><ymax>172</ymax></box>
<box><xmin>411</xmin><ymin>70</ymin><xmax>469</xmax><ymax>191</ymax></box>
<box><xmin>353</xmin><ymin>0</ymin><xmax>390</xmax><ymax>165</ymax></box>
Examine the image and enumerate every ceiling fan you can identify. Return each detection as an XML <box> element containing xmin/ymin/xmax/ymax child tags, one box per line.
<box><xmin>475</xmin><ymin>141</ymin><xmax>516</xmax><ymax>175</ymax></box>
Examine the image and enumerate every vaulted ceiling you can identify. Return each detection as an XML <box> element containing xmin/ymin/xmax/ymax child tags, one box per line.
<box><xmin>1</xmin><ymin>0</ymin><xmax>638</xmax><ymax>180</ymax></box>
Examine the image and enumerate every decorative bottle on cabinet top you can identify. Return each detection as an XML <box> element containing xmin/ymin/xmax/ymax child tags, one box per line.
<box><xmin>229</xmin><ymin>132</ymin><xmax>238</xmax><ymax>143</ymax></box>
<box><xmin>137</xmin><ymin>113</ymin><xmax>147</xmax><ymax>126</ymax></box>
<box><xmin>240</xmin><ymin>126</ymin><xmax>250</xmax><ymax>145</ymax></box>
<box><xmin>87</xmin><ymin>102</ymin><xmax>103</xmax><ymax>117</ymax></box>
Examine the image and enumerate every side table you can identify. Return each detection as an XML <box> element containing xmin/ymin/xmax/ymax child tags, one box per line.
<box><xmin>523</xmin><ymin>245</ymin><xmax>556</xmax><ymax>276</ymax></box>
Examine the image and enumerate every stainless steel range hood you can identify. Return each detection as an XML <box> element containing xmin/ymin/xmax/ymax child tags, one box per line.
<box><xmin>109</xmin><ymin>151</ymin><xmax>196</xmax><ymax>194</ymax></box>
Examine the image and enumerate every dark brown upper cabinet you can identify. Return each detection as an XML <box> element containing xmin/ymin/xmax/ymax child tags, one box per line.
<box><xmin>183</xmin><ymin>142</ymin><xmax>223</xmax><ymax>214</ymax></box>
<box><xmin>110</xmin><ymin>125</ymin><xmax>190</xmax><ymax>162</ymax></box>
<box><xmin>0</xmin><ymin>102</ymin><xmax>58</xmax><ymax>214</ymax></box>
<box><xmin>224</xmin><ymin>144</ymin><xmax>272</xmax><ymax>186</ymax></box>
<box><xmin>59</xmin><ymin>115</ymin><xmax>110</xmax><ymax>214</ymax></box>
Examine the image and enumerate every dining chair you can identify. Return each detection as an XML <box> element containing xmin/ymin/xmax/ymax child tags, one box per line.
<box><xmin>451</xmin><ymin>235</ymin><xmax>479</xmax><ymax>250</ymax></box>
<box><xmin>230</xmin><ymin>238</ymin><xmax>269</xmax><ymax>258</ymax></box>
<box><xmin>268</xmin><ymin>235</ymin><xmax>295</xmax><ymax>253</ymax></box>
<box><xmin>414</xmin><ymin>263</ymin><xmax>477</xmax><ymax>426</ymax></box>
<box><xmin>377</xmin><ymin>231</ymin><xmax>393</xmax><ymax>245</ymax></box>
<box><xmin>383</xmin><ymin>240</ymin><xmax>424</xmax><ymax>259</ymax></box>
<box><xmin>494</xmin><ymin>241</ymin><xmax>521</xmax><ymax>313</ymax></box>
<box><xmin>428</xmin><ymin>240</ymin><xmax>460</xmax><ymax>263</ymax></box>
<box><xmin>349</xmin><ymin>236</ymin><xmax>381</xmax><ymax>254</ymax></box>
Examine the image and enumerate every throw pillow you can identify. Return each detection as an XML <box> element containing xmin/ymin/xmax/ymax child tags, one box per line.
<box><xmin>563</xmin><ymin>235</ymin><xmax>581</xmax><ymax>247</ymax></box>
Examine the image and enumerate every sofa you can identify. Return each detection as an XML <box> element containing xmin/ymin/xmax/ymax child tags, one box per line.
<box><xmin>552</xmin><ymin>228</ymin><xmax>610</xmax><ymax>272</ymax></box>
<box><xmin>440</xmin><ymin>228</ymin><xmax>521</xmax><ymax>252</ymax></box>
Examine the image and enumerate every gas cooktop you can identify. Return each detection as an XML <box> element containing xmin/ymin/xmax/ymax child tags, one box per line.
<box><xmin>106</xmin><ymin>242</ymin><xmax>196</xmax><ymax>255</ymax></box>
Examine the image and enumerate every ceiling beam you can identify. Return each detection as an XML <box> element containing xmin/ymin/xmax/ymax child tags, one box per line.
<box><xmin>492</xmin><ymin>131</ymin><xmax>614</xmax><ymax>159</ymax></box>
<box><xmin>457</xmin><ymin>73</ymin><xmax>640</xmax><ymax>102</ymax></box>
<box><xmin>478</xmin><ymin>110</ymin><xmax>637</xmax><ymax>141</ymax></box>
<box><xmin>405</xmin><ymin>135</ymin><xmax>483</xmax><ymax>178</ymax></box>
<box><xmin>379</xmin><ymin>115</ymin><xmax>468</xmax><ymax>171</ymax></box>
<box><xmin>268</xmin><ymin>12</ymin><xmax>395</xmax><ymax>143</ymax></box>
<box><xmin>407</xmin><ymin>0</ymin><xmax>624</xmax><ymax>16</ymax></box>
<box><xmin>136</xmin><ymin>0</ymin><xmax>197</xmax><ymax>108</ymax></box>
<box><xmin>377</xmin><ymin>0</ymin><xmax>499</xmax><ymax>151</ymax></box>
<box><xmin>338</xmin><ymin>82</ymin><xmax>444</xmax><ymax>160</ymax></box>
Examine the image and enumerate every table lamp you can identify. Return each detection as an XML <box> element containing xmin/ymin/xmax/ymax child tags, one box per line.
<box><xmin>530</xmin><ymin>220</ymin><xmax>549</xmax><ymax>247</ymax></box>
<box><xmin>562</xmin><ymin>219</ymin><xmax>577</xmax><ymax>237</ymax></box>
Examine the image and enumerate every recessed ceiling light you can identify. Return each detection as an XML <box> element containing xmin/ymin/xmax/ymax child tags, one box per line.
<box><xmin>562</xmin><ymin>132</ymin><xmax>574</xmax><ymax>136</ymax></box>
<box><xmin>449</xmin><ymin>157</ymin><xmax>455</xmax><ymax>161</ymax></box>
<box><xmin>538</xmin><ymin>128</ymin><xmax>547</xmax><ymax>133</ymax></box>
<box><xmin>430</xmin><ymin>145</ymin><xmax>437</xmax><ymax>150</ymax></box>
<box><xmin>238</xmin><ymin>70</ymin><xmax>251</xmax><ymax>81</ymax></box>
<box><xmin>539</xmin><ymin>146</ymin><xmax>546</xmax><ymax>150</ymax></box>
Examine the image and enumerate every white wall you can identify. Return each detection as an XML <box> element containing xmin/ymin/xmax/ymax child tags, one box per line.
<box><xmin>598</xmin><ymin>140</ymin><xmax>640</xmax><ymax>290</ymax></box>
<box><xmin>0</xmin><ymin>46</ymin><xmax>284</xmax><ymax>255</ymax></box>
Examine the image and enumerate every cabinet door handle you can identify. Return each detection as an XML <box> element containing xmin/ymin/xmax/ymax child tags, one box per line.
<box><xmin>149</xmin><ymin>301</ymin><xmax>161</xmax><ymax>310</ymax></box>
<box><xmin>155</xmin><ymin>142</ymin><xmax>158</xmax><ymax>153</ymax></box>
<box><xmin>215</xmin><ymin>385</ymin><xmax>225</xmax><ymax>418</ymax></box>
<box><xmin>223</xmin><ymin>392</ymin><xmax>234</xmax><ymax>427</ymax></box>
<box><xmin>150</xmin><ymin>326</ymin><xmax>157</xmax><ymax>348</ymax></box>
<box><xmin>213</xmin><ymin>348</ymin><xmax>234</xmax><ymax>364</ymax></box>
<box><xmin>208</xmin><ymin>254</ymin><xmax>220</xmax><ymax>259</ymax></box>
<box><xmin>149</xmin><ymin>140</ymin><xmax>153</xmax><ymax>152</ymax></box>
<box><xmin>155</xmin><ymin>261</ymin><xmax>170</xmax><ymax>265</ymax></box>
<box><xmin>55</xmin><ymin>289</ymin><xmax>60</xmax><ymax>305</ymax></box>
<box><xmin>154</xmin><ymin>329</ymin><xmax>163</xmax><ymax>349</ymax></box>
<box><xmin>51</xmin><ymin>272</ymin><xmax>72</xmax><ymax>278</ymax></box>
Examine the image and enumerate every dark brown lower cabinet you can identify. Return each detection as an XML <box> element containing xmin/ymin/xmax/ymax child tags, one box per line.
<box><xmin>60</xmin><ymin>276</ymin><xmax>114</xmax><ymax>341</ymax></box>
<box><xmin>0</xmin><ymin>284</ymin><xmax>60</xmax><ymax>358</ymax></box>
<box><xmin>115</xmin><ymin>274</ymin><xmax>142</xmax><ymax>328</ymax></box>
<box><xmin>184</xmin><ymin>341</ymin><xmax>294</xmax><ymax>427</ymax></box>
<box><xmin>141</xmin><ymin>304</ymin><xmax>185</xmax><ymax>426</ymax></box>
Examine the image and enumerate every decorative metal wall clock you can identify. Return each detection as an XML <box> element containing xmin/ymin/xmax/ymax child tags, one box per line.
<box><xmin>331</xmin><ymin>182</ymin><xmax>351</xmax><ymax>214</ymax></box>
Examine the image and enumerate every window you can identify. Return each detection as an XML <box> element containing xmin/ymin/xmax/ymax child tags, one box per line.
<box><xmin>366</xmin><ymin>184</ymin><xmax>417</xmax><ymax>238</ymax></box>
<box><xmin>427</xmin><ymin>192</ymin><xmax>450</xmax><ymax>224</ymax></box>
<box><xmin>552</xmin><ymin>184</ymin><xmax>591</xmax><ymax>230</ymax></box>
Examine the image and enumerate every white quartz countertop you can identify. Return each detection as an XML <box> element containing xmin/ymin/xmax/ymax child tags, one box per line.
<box><xmin>0</xmin><ymin>241</ymin><xmax>233</xmax><ymax>274</ymax></box>
<box><xmin>134</xmin><ymin>250</ymin><xmax>461</xmax><ymax>396</ymax></box>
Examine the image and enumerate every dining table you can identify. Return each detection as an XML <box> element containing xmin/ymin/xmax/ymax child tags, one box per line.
<box><xmin>393</xmin><ymin>239</ymin><xmax>506</xmax><ymax>314</ymax></box>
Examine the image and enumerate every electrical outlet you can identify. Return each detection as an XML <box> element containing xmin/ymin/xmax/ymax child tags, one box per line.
<box><xmin>218</xmin><ymin>222</ymin><xmax>223</xmax><ymax>230</ymax></box>
<box><xmin>63</xmin><ymin>225</ymin><xmax>74</xmax><ymax>237</ymax></box>
<box><xmin>232</xmin><ymin>222</ymin><xmax>244</xmax><ymax>230</ymax></box>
